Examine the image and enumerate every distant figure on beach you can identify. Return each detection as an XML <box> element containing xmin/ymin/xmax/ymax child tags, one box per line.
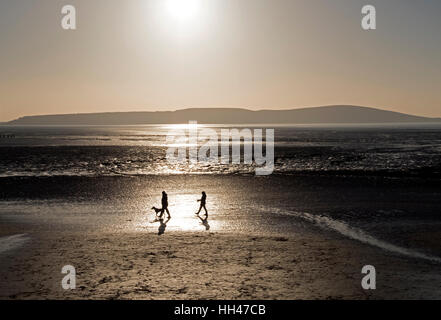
<box><xmin>196</xmin><ymin>191</ymin><xmax>208</xmax><ymax>216</ymax></box>
<box><xmin>160</xmin><ymin>191</ymin><xmax>171</xmax><ymax>219</ymax></box>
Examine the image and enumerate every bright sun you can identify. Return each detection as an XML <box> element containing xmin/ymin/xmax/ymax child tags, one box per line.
<box><xmin>166</xmin><ymin>0</ymin><xmax>201</xmax><ymax>21</ymax></box>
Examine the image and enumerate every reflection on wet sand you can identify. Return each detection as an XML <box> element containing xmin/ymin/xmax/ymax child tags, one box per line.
<box><xmin>157</xmin><ymin>216</ymin><xmax>171</xmax><ymax>235</ymax></box>
<box><xmin>197</xmin><ymin>214</ymin><xmax>210</xmax><ymax>231</ymax></box>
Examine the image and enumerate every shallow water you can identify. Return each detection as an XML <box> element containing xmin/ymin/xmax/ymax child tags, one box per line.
<box><xmin>1</xmin><ymin>124</ymin><xmax>441</xmax><ymax>176</ymax></box>
<box><xmin>0</xmin><ymin>234</ymin><xmax>30</xmax><ymax>254</ymax></box>
<box><xmin>2</xmin><ymin>174</ymin><xmax>441</xmax><ymax>263</ymax></box>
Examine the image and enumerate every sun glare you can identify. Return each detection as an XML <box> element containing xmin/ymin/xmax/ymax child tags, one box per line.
<box><xmin>166</xmin><ymin>0</ymin><xmax>201</xmax><ymax>22</ymax></box>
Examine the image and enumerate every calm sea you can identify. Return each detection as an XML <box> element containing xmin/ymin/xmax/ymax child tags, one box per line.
<box><xmin>1</xmin><ymin>123</ymin><xmax>441</xmax><ymax>177</ymax></box>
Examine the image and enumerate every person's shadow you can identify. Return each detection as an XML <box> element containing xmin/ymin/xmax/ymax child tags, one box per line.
<box><xmin>157</xmin><ymin>216</ymin><xmax>171</xmax><ymax>235</ymax></box>
<box><xmin>197</xmin><ymin>215</ymin><xmax>210</xmax><ymax>231</ymax></box>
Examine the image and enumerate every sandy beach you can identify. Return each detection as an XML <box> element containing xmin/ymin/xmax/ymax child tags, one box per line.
<box><xmin>2</xmin><ymin>173</ymin><xmax>441</xmax><ymax>300</ymax></box>
<box><xmin>2</xmin><ymin>224</ymin><xmax>441</xmax><ymax>300</ymax></box>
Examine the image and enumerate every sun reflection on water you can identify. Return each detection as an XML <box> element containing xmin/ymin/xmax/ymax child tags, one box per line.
<box><xmin>134</xmin><ymin>193</ymin><xmax>218</xmax><ymax>234</ymax></box>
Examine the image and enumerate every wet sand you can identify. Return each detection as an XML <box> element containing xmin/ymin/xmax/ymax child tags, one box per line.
<box><xmin>2</xmin><ymin>226</ymin><xmax>441</xmax><ymax>300</ymax></box>
<box><xmin>2</xmin><ymin>174</ymin><xmax>441</xmax><ymax>299</ymax></box>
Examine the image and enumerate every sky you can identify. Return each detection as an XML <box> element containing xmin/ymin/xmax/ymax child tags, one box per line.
<box><xmin>0</xmin><ymin>0</ymin><xmax>440</xmax><ymax>121</ymax></box>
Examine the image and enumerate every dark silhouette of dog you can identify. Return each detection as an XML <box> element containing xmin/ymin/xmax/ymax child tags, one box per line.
<box><xmin>151</xmin><ymin>206</ymin><xmax>163</xmax><ymax>217</ymax></box>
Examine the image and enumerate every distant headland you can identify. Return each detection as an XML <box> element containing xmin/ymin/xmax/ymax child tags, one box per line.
<box><xmin>3</xmin><ymin>105</ymin><xmax>441</xmax><ymax>125</ymax></box>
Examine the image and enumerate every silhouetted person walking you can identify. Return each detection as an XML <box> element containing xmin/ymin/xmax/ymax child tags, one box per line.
<box><xmin>196</xmin><ymin>191</ymin><xmax>208</xmax><ymax>216</ymax></box>
<box><xmin>160</xmin><ymin>191</ymin><xmax>171</xmax><ymax>219</ymax></box>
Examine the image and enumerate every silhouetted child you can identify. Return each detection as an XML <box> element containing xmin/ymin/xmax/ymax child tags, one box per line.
<box><xmin>196</xmin><ymin>191</ymin><xmax>208</xmax><ymax>216</ymax></box>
